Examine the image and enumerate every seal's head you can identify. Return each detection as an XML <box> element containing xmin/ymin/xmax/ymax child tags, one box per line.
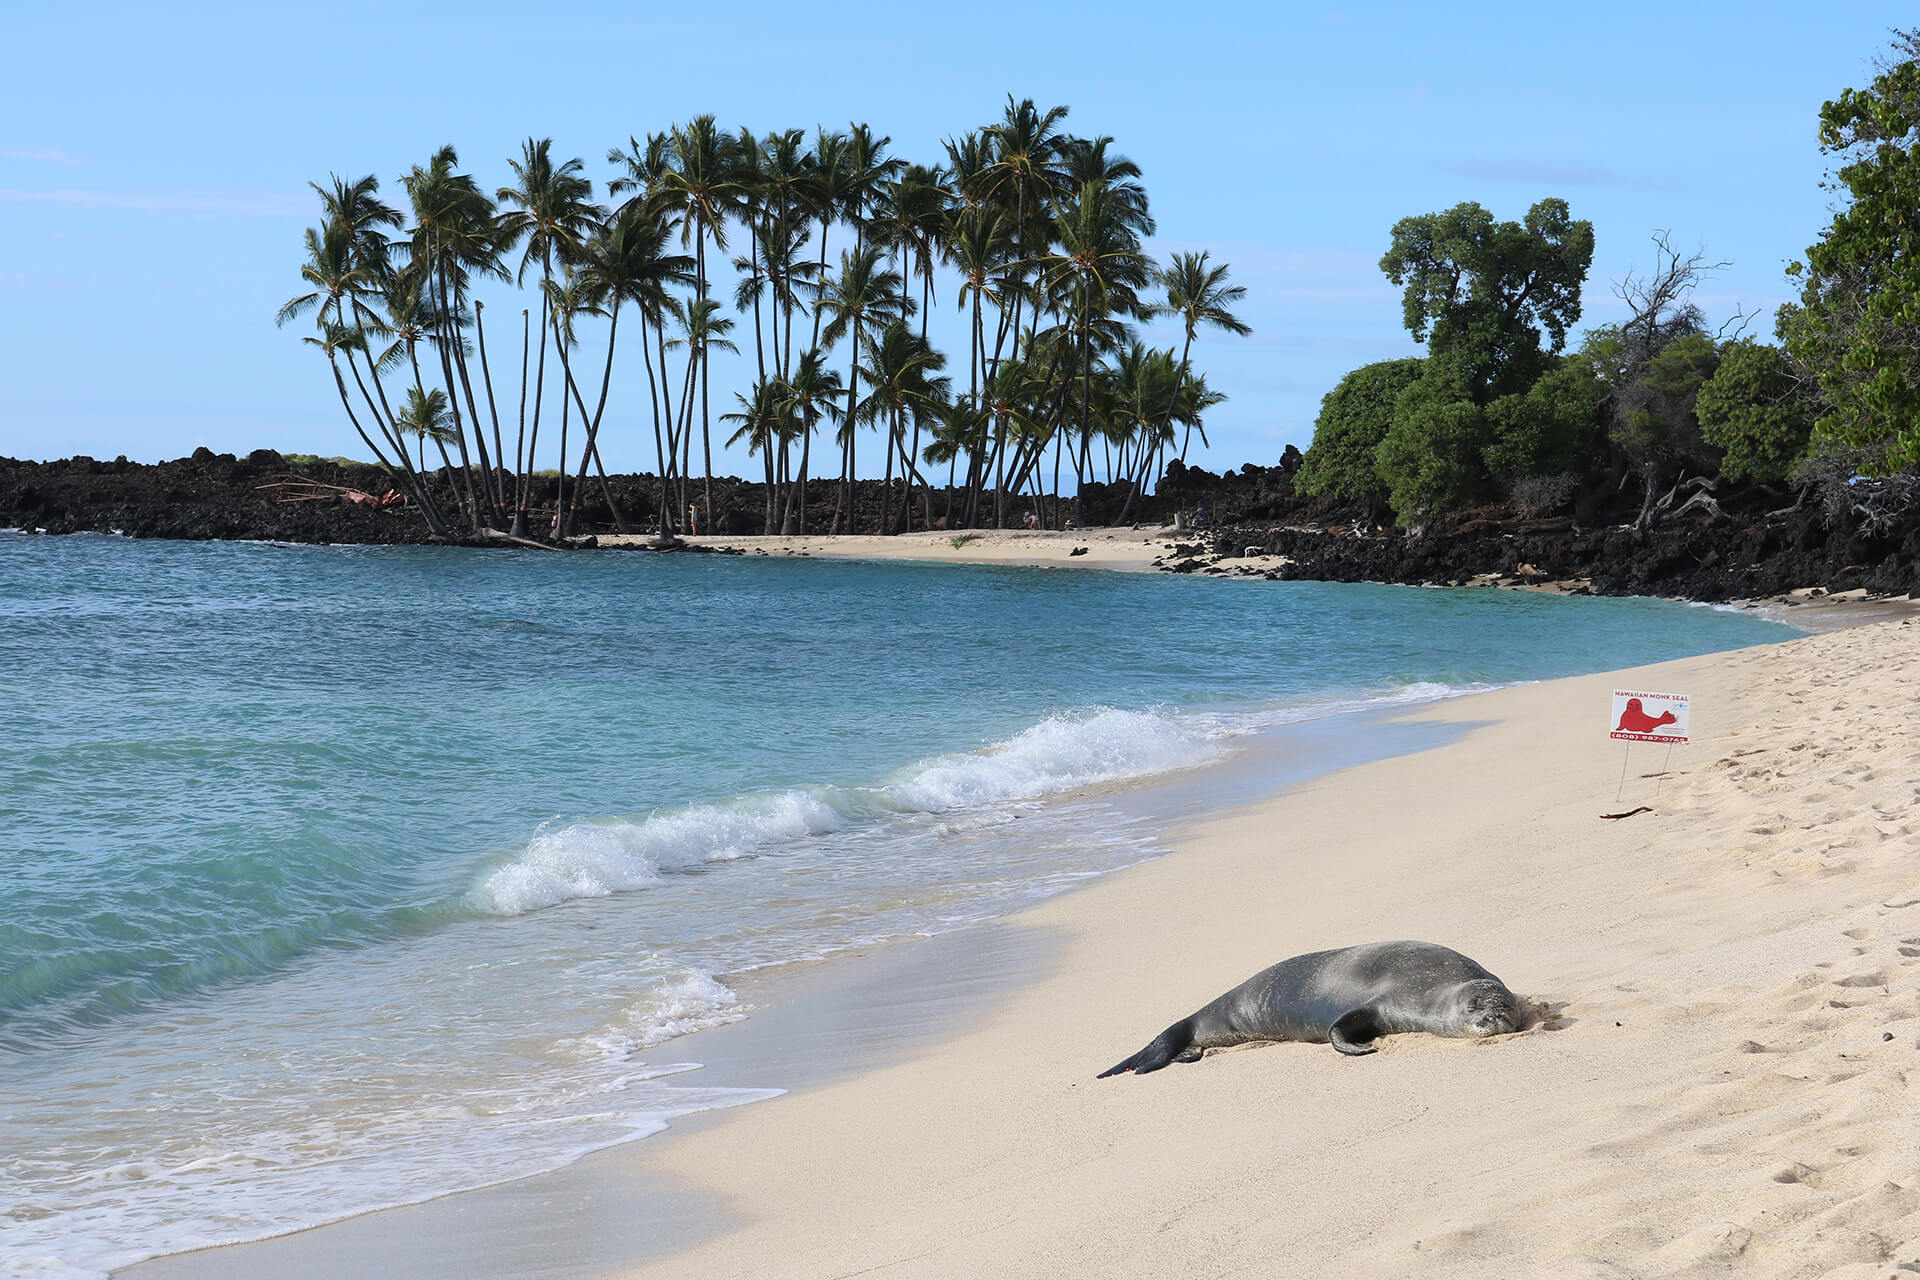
<box><xmin>1456</xmin><ymin>980</ymin><xmax>1520</xmax><ymax>1036</ymax></box>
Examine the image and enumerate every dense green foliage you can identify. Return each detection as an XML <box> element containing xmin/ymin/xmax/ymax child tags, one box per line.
<box><xmin>1380</xmin><ymin>199</ymin><xmax>1594</xmax><ymax>402</ymax></box>
<box><xmin>1696</xmin><ymin>340</ymin><xmax>1815</xmax><ymax>482</ymax></box>
<box><xmin>1300</xmin><ymin>36</ymin><xmax>1920</xmax><ymax>530</ymax></box>
<box><xmin>1788</xmin><ymin>32</ymin><xmax>1920</xmax><ymax>469</ymax></box>
<box><xmin>1374</xmin><ymin>370</ymin><xmax>1487</xmax><ymax>517</ymax></box>
<box><xmin>1482</xmin><ymin>357</ymin><xmax>1608</xmax><ymax>479</ymax></box>
<box><xmin>1292</xmin><ymin>358</ymin><xmax>1422</xmax><ymax>502</ymax></box>
<box><xmin>1303</xmin><ymin>198</ymin><xmax>1600</xmax><ymax>520</ymax></box>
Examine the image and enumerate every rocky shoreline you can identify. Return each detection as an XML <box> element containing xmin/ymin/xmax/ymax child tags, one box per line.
<box><xmin>5</xmin><ymin>449</ymin><xmax>1916</xmax><ymax>603</ymax></box>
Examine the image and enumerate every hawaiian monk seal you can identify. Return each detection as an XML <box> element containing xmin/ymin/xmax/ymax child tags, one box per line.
<box><xmin>1098</xmin><ymin>940</ymin><xmax>1520</xmax><ymax>1076</ymax></box>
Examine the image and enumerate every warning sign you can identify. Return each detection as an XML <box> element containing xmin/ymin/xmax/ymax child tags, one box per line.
<box><xmin>1610</xmin><ymin>690</ymin><xmax>1690</xmax><ymax>743</ymax></box>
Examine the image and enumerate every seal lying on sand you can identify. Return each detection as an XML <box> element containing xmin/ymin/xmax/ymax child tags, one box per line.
<box><xmin>1098</xmin><ymin>940</ymin><xmax>1520</xmax><ymax>1076</ymax></box>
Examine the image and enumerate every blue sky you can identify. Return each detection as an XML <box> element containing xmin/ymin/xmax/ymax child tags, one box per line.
<box><xmin>1</xmin><ymin>2</ymin><xmax>1911</xmax><ymax>475</ymax></box>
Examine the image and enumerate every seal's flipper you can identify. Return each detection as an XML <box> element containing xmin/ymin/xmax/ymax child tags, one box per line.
<box><xmin>1097</xmin><ymin>1018</ymin><xmax>1195</xmax><ymax>1078</ymax></box>
<box><xmin>1329</xmin><ymin>1007</ymin><xmax>1384</xmax><ymax>1055</ymax></box>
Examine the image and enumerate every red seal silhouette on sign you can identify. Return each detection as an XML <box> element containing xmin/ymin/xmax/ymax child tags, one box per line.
<box><xmin>1609</xmin><ymin>690</ymin><xmax>1689</xmax><ymax>743</ymax></box>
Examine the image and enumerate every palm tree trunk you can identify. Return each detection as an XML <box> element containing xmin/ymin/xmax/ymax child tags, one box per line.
<box><xmin>512</xmin><ymin>308</ymin><xmax>531</xmax><ymax>537</ymax></box>
<box><xmin>843</xmin><ymin>323</ymin><xmax>862</xmax><ymax>532</ymax></box>
<box><xmin>656</xmin><ymin>320</ymin><xmax>681</xmax><ymax>532</ymax></box>
<box><xmin>1169</xmin><ymin>327</ymin><xmax>1196</xmax><ymax>465</ymax></box>
<box><xmin>475</xmin><ymin>300</ymin><xmax>508</xmax><ymax>525</ymax></box>
<box><xmin>640</xmin><ymin>313</ymin><xmax>674</xmax><ymax>538</ymax></box>
<box><xmin>446</xmin><ymin>299</ymin><xmax>501</xmax><ymax>525</ymax></box>
<box><xmin>426</xmin><ymin>255</ymin><xmax>483</xmax><ymax>532</ymax></box>
<box><xmin>880</xmin><ymin>407</ymin><xmax>897</xmax><ymax>535</ymax></box>
<box><xmin>696</xmin><ymin>231</ymin><xmax>715</xmax><ymax>534</ymax></box>
<box><xmin>552</xmin><ymin>390</ymin><xmax>570</xmax><ymax>538</ymax></box>
<box><xmin>562</xmin><ymin>305</ymin><xmax>626</xmax><ymax>537</ymax></box>
<box><xmin>324</xmin><ymin>352</ymin><xmax>449</xmax><ymax>537</ymax></box>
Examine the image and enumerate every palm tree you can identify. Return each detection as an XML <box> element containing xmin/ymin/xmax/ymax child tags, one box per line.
<box><xmin>1153</xmin><ymin>251</ymin><xmax>1250</xmax><ymax>469</ymax></box>
<box><xmin>366</xmin><ymin>264</ymin><xmax>458</xmax><ymax>501</ymax></box>
<box><xmin>857</xmin><ymin>320</ymin><xmax>951</xmax><ymax>533</ymax></box>
<box><xmin>279</xmin><ymin>221</ymin><xmax>439</xmax><ymax>512</ymax></box>
<box><xmin>605</xmin><ymin>133</ymin><xmax>695</xmax><ymax>536</ymax></box>
<box><xmin>774</xmin><ymin>347</ymin><xmax>844</xmax><ymax>532</ymax></box>
<box><xmin>973</xmin><ymin>356</ymin><xmax>1041</xmax><ymax>527</ymax></box>
<box><xmin>541</xmin><ymin>270</ymin><xmax>605</xmax><ymax>536</ymax></box>
<box><xmin>1058</xmin><ymin>137</ymin><xmax>1154</xmax><ymax>237</ymax></box>
<box><xmin>497</xmin><ymin>138</ymin><xmax>600</xmax><ymax>535</ymax></box>
<box><xmin>801</xmin><ymin>128</ymin><xmax>852</xmax><ymax>354</ymax></box>
<box><xmin>982</xmin><ymin>98</ymin><xmax>1070</xmax><ymax>375</ymax></box>
<box><xmin>401</xmin><ymin>144</ymin><xmax>509</xmax><ymax>530</ymax></box>
<box><xmin>756</xmin><ymin>127</ymin><xmax>813</xmax><ymax>379</ymax></box>
<box><xmin>659</xmin><ymin>115</ymin><xmax>742</xmax><ymax>524</ymax></box>
<box><xmin>558</xmin><ymin>203</ymin><xmax>696</xmax><ymax>536</ymax></box>
<box><xmin>721</xmin><ymin>377</ymin><xmax>789</xmax><ymax>530</ymax></box>
<box><xmin>1036</xmin><ymin>179</ymin><xmax>1153</xmax><ymax>522</ymax></box>
<box><xmin>942</xmin><ymin>130</ymin><xmax>994</xmax><ymax>216</ymax></box>
<box><xmin>664</xmin><ymin>296</ymin><xmax>739</xmax><ymax>530</ymax></box>
<box><xmin>397</xmin><ymin>385</ymin><xmax>453</xmax><ymax>476</ymax></box>
<box><xmin>310</xmin><ymin>172</ymin><xmax>401</xmax><ymax>288</ymax></box>
<box><xmin>816</xmin><ymin>244</ymin><xmax>909</xmax><ymax>530</ymax></box>
<box><xmin>870</xmin><ymin>164</ymin><xmax>951</xmax><ymax>341</ymax></box>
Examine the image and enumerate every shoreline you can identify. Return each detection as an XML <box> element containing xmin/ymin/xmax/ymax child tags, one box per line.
<box><xmin>627</xmin><ymin>526</ymin><xmax>1920</xmax><ymax>632</ymax></box>
<box><xmin>116</xmin><ymin>704</ymin><xmax>1478</xmax><ymax>1280</ymax></box>
<box><xmin>12</xmin><ymin>448</ymin><xmax>1920</xmax><ymax>606</ymax></box>
<box><xmin>119</xmin><ymin>616</ymin><xmax>1920</xmax><ymax>1278</ymax></box>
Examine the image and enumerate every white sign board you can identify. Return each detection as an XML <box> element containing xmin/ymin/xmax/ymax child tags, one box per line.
<box><xmin>1610</xmin><ymin>689</ymin><xmax>1690</xmax><ymax>743</ymax></box>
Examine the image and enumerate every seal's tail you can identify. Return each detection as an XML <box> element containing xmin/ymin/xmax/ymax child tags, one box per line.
<box><xmin>1097</xmin><ymin>1018</ymin><xmax>1195</xmax><ymax>1078</ymax></box>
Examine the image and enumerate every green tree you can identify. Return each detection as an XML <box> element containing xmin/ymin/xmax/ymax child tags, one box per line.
<box><xmin>1295</xmin><ymin>358</ymin><xmax>1425</xmax><ymax>503</ymax></box>
<box><xmin>497</xmin><ymin>138</ymin><xmax>598</xmax><ymax>535</ymax></box>
<box><xmin>857</xmin><ymin>320</ymin><xmax>951</xmax><ymax>533</ymax></box>
<box><xmin>773</xmin><ymin>348</ymin><xmax>844</xmax><ymax>532</ymax></box>
<box><xmin>1035</xmin><ymin>179</ymin><xmax>1153</xmax><ymax>519</ymax></box>
<box><xmin>1374</xmin><ymin>368</ymin><xmax>1489</xmax><ymax>519</ymax></box>
<box><xmin>1152</xmin><ymin>251</ymin><xmax>1250</xmax><ymax>469</ymax></box>
<box><xmin>1380</xmin><ymin>198</ymin><xmax>1594</xmax><ymax>401</ymax></box>
<box><xmin>1696</xmin><ymin>340</ymin><xmax>1816</xmax><ymax>483</ymax></box>
<box><xmin>401</xmin><ymin>144</ymin><xmax>509</xmax><ymax>530</ymax></box>
<box><xmin>660</xmin><ymin>115</ymin><xmax>742</xmax><ymax>522</ymax></box>
<box><xmin>817</xmin><ymin>244</ymin><xmax>909</xmax><ymax>530</ymax></box>
<box><xmin>1612</xmin><ymin>331</ymin><xmax>1721</xmax><ymax>517</ymax></box>
<box><xmin>1482</xmin><ymin>356</ymin><xmax>1608</xmax><ymax>480</ymax></box>
<box><xmin>1787</xmin><ymin>31</ymin><xmax>1920</xmax><ymax>468</ymax></box>
<box><xmin>397</xmin><ymin>385</ymin><xmax>453</xmax><ymax>476</ymax></box>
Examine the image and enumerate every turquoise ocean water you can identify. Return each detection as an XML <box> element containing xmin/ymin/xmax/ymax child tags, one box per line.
<box><xmin>0</xmin><ymin>532</ymin><xmax>1797</xmax><ymax>1277</ymax></box>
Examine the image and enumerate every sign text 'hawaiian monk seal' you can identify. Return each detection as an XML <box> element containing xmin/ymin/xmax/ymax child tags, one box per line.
<box><xmin>1098</xmin><ymin>940</ymin><xmax>1522</xmax><ymax>1076</ymax></box>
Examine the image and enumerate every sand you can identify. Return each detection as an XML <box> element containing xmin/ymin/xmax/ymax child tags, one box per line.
<box><xmin>596</xmin><ymin>526</ymin><xmax>1196</xmax><ymax>572</ymax></box>
<box><xmin>603</xmin><ymin>618</ymin><xmax>1920</xmax><ymax>1279</ymax></box>
<box><xmin>121</xmin><ymin>610</ymin><xmax>1920</xmax><ymax>1279</ymax></box>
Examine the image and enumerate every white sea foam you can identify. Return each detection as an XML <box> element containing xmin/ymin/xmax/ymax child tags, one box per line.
<box><xmin>472</xmin><ymin>707</ymin><xmax>1226</xmax><ymax>916</ymax></box>
<box><xmin>558</xmin><ymin>969</ymin><xmax>752</xmax><ymax>1063</ymax></box>
<box><xmin>473</xmin><ymin>791</ymin><xmax>844</xmax><ymax>915</ymax></box>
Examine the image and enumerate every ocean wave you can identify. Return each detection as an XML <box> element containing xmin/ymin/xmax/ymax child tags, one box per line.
<box><xmin>557</xmin><ymin>969</ymin><xmax>752</xmax><ymax>1064</ymax></box>
<box><xmin>472</xmin><ymin>706</ymin><xmax>1225</xmax><ymax>916</ymax></box>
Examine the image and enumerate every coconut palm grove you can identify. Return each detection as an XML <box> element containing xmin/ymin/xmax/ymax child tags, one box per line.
<box><xmin>281</xmin><ymin>99</ymin><xmax>1250</xmax><ymax>541</ymax></box>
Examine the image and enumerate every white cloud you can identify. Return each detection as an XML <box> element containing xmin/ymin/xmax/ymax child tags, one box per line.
<box><xmin>0</xmin><ymin>187</ymin><xmax>307</xmax><ymax>217</ymax></box>
<box><xmin>1</xmin><ymin>147</ymin><xmax>87</xmax><ymax>167</ymax></box>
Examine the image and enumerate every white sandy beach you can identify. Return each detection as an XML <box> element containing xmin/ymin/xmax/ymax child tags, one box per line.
<box><xmin>123</xmin><ymin>607</ymin><xmax>1920</xmax><ymax>1280</ymax></box>
<box><xmin>575</xmin><ymin>617</ymin><xmax>1919</xmax><ymax>1279</ymax></box>
<box><xmin>597</xmin><ymin>526</ymin><xmax>1191</xmax><ymax>572</ymax></box>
